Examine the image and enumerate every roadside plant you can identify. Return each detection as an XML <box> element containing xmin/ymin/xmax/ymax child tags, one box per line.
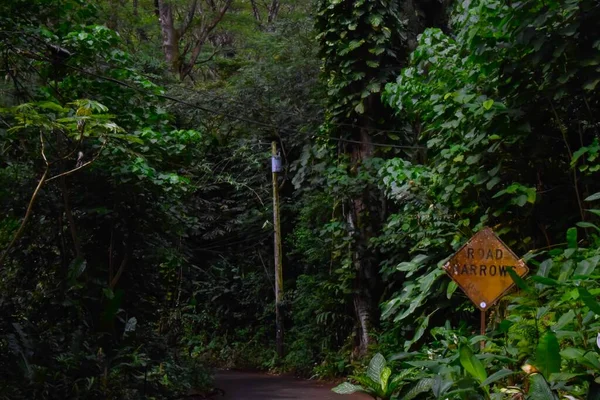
<box><xmin>332</xmin><ymin>353</ymin><xmax>415</xmax><ymax>400</ymax></box>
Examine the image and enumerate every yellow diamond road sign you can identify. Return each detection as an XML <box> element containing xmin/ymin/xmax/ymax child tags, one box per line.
<box><xmin>443</xmin><ymin>227</ymin><xmax>529</xmax><ymax>311</ymax></box>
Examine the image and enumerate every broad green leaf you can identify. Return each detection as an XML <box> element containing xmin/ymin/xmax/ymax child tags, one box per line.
<box><xmin>431</xmin><ymin>374</ymin><xmax>453</xmax><ymax>397</ymax></box>
<box><xmin>584</xmin><ymin>78</ymin><xmax>600</xmax><ymax>91</ymax></box>
<box><xmin>380</xmin><ymin>366</ymin><xmax>391</xmax><ymax>392</ymax></box>
<box><xmin>528</xmin><ymin>374</ymin><xmax>558</xmax><ymax>400</ymax></box>
<box><xmin>535</xmin><ymin>331</ymin><xmax>561</xmax><ymax>378</ymax></box>
<box><xmin>367</xmin><ymin>353</ymin><xmax>386</xmax><ymax>385</ymax></box>
<box><xmin>560</xmin><ymin>347</ymin><xmax>584</xmax><ymax>360</ymax></box>
<box><xmin>483</xmin><ymin>99</ymin><xmax>494</xmax><ymax>110</ymax></box>
<box><xmin>564</xmin><ymin>248</ymin><xmax>576</xmax><ymax>259</ymax></box>
<box><xmin>388</xmin><ymin>368</ymin><xmax>416</xmax><ymax>393</ymax></box>
<box><xmin>537</xmin><ymin>259</ymin><xmax>553</xmax><ymax>277</ymax></box>
<box><xmin>381</xmin><ymin>298</ymin><xmax>400</xmax><ymax>320</ymax></box>
<box><xmin>577</xmin><ymin>222</ymin><xmax>600</xmax><ymax>232</ymax></box>
<box><xmin>401</xmin><ymin>378</ymin><xmax>434</xmax><ymax>400</ymax></box>
<box><xmin>548</xmin><ymin>372</ymin><xmax>586</xmax><ymax>382</ymax></box>
<box><xmin>566</xmin><ymin>227</ymin><xmax>577</xmax><ymax>248</ymax></box>
<box><xmin>583</xmin><ymin>352</ymin><xmax>600</xmax><ymax>370</ymax></box>
<box><xmin>585</xmin><ymin>192</ymin><xmax>600</xmax><ymax>202</ymax></box>
<box><xmin>515</xmin><ymin>194</ymin><xmax>527</xmax><ymax>206</ymax></box>
<box><xmin>459</xmin><ymin>344</ymin><xmax>487</xmax><ymax>384</ymax></box>
<box><xmin>480</xmin><ymin>368</ymin><xmax>515</xmax><ymax>387</ymax></box>
<box><xmin>368</xmin><ymin>14</ymin><xmax>383</xmax><ymax>27</ymax></box>
<box><xmin>332</xmin><ymin>382</ymin><xmax>365</xmax><ymax>395</ymax></box>
<box><xmin>530</xmin><ymin>276</ymin><xmax>559</xmax><ymax>286</ymax></box>
<box><xmin>68</xmin><ymin>258</ymin><xmax>87</xmax><ymax>282</ymax></box>
<box><xmin>507</xmin><ymin>267</ymin><xmax>531</xmax><ymax>292</ymax></box>
<box><xmin>469</xmin><ymin>335</ymin><xmax>487</xmax><ymax>345</ymax></box>
<box><xmin>36</xmin><ymin>101</ymin><xmax>68</xmax><ymax>113</ymax></box>
<box><xmin>393</xmin><ymin>293</ymin><xmax>424</xmax><ymax>321</ymax></box>
<box><xmin>578</xmin><ymin>288</ymin><xmax>600</xmax><ymax>315</ymax></box>
<box><xmin>350</xmin><ymin>374</ymin><xmax>379</xmax><ymax>392</ymax></box>
<box><xmin>366</xmin><ymin>82</ymin><xmax>380</xmax><ymax>93</ymax></box>
<box><xmin>572</xmin><ymin>146</ymin><xmax>589</xmax><ymax>166</ymax></box>
<box><xmin>526</xmin><ymin>188</ymin><xmax>537</xmax><ymax>203</ymax></box>
<box><xmin>487</xmin><ymin>176</ymin><xmax>501</xmax><ymax>190</ymax></box>
<box><xmin>551</xmin><ymin>310</ymin><xmax>575</xmax><ymax>331</ymax></box>
<box><xmin>404</xmin><ymin>313</ymin><xmax>430</xmax><ymax>351</ymax></box>
<box><xmin>574</xmin><ymin>256</ymin><xmax>600</xmax><ymax>276</ymax></box>
<box><xmin>355</xmin><ymin>102</ymin><xmax>365</xmax><ymax>114</ymax></box>
<box><xmin>446</xmin><ymin>280</ymin><xmax>458</xmax><ymax>299</ymax></box>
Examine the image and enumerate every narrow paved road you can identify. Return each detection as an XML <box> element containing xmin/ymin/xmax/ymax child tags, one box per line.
<box><xmin>214</xmin><ymin>370</ymin><xmax>370</xmax><ymax>400</ymax></box>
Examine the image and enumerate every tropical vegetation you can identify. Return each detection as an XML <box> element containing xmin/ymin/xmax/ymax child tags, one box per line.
<box><xmin>0</xmin><ymin>0</ymin><xmax>599</xmax><ymax>398</ymax></box>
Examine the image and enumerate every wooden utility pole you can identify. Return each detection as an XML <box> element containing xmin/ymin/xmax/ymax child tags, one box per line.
<box><xmin>271</xmin><ymin>141</ymin><xmax>284</xmax><ymax>358</ymax></box>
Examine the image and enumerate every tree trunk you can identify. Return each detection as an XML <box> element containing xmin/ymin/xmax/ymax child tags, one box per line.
<box><xmin>348</xmin><ymin>128</ymin><xmax>379</xmax><ymax>357</ymax></box>
<box><xmin>250</xmin><ymin>0</ymin><xmax>261</xmax><ymax>24</ymax></box>
<box><xmin>267</xmin><ymin>0</ymin><xmax>279</xmax><ymax>24</ymax></box>
<box><xmin>158</xmin><ymin>1</ymin><xmax>181</xmax><ymax>73</ymax></box>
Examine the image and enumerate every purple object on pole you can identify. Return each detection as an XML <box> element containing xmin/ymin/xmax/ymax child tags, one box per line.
<box><xmin>272</xmin><ymin>155</ymin><xmax>282</xmax><ymax>172</ymax></box>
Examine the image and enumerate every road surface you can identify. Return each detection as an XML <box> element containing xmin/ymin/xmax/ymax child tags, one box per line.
<box><xmin>214</xmin><ymin>370</ymin><xmax>370</xmax><ymax>400</ymax></box>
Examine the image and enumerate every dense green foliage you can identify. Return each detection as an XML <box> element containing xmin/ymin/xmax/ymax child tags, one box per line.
<box><xmin>1</xmin><ymin>0</ymin><xmax>599</xmax><ymax>398</ymax></box>
<box><xmin>333</xmin><ymin>0</ymin><xmax>600</xmax><ymax>398</ymax></box>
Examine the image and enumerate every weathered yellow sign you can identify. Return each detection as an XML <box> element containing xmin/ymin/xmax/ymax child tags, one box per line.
<box><xmin>443</xmin><ymin>227</ymin><xmax>529</xmax><ymax>311</ymax></box>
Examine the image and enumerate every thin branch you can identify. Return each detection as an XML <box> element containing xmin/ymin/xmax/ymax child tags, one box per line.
<box><xmin>197</xmin><ymin>47</ymin><xmax>219</xmax><ymax>65</ymax></box>
<box><xmin>181</xmin><ymin>0</ymin><xmax>232</xmax><ymax>79</ymax></box>
<box><xmin>217</xmin><ymin>178</ymin><xmax>265</xmax><ymax>206</ymax></box>
<box><xmin>0</xmin><ymin>131</ymin><xmax>50</xmax><ymax>268</ymax></box>
<box><xmin>46</xmin><ymin>140</ymin><xmax>106</xmax><ymax>182</ymax></box>
<box><xmin>179</xmin><ymin>0</ymin><xmax>198</xmax><ymax>37</ymax></box>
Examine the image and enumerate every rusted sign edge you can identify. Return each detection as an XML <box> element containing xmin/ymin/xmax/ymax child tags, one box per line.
<box><xmin>442</xmin><ymin>227</ymin><xmax>530</xmax><ymax>311</ymax></box>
